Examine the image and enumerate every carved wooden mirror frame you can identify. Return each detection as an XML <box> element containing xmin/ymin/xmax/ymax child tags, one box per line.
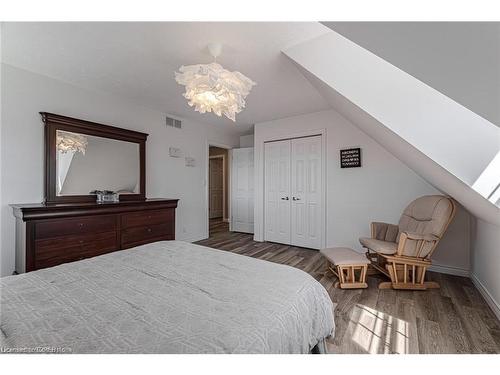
<box><xmin>42</xmin><ymin>112</ymin><xmax>148</xmax><ymax>204</ymax></box>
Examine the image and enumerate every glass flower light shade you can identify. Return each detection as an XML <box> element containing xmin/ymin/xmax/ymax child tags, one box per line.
<box><xmin>175</xmin><ymin>62</ymin><xmax>256</xmax><ymax>122</ymax></box>
<box><xmin>56</xmin><ymin>131</ymin><xmax>88</xmax><ymax>154</ymax></box>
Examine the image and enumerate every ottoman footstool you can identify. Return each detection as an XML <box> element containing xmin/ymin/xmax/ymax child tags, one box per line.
<box><xmin>320</xmin><ymin>247</ymin><xmax>369</xmax><ymax>289</ymax></box>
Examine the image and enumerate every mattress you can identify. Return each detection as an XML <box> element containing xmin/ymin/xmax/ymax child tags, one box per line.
<box><xmin>0</xmin><ymin>240</ymin><xmax>335</xmax><ymax>353</ymax></box>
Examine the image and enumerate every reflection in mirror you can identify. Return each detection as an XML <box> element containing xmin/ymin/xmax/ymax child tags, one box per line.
<box><xmin>56</xmin><ymin>130</ymin><xmax>140</xmax><ymax>196</ymax></box>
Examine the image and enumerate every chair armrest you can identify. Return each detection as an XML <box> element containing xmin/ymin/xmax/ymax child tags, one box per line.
<box><xmin>397</xmin><ymin>231</ymin><xmax>440</xmax><ymax>258</ymax></box>
<box><xmin>402</xmin><ymin>231</ymin><xmax>439</xmax><ymax>242</ymax></box>
<box><xmin>371</xmin><ymin>222</ymin><xmax>399</xmax><ymax>242</ymax></box>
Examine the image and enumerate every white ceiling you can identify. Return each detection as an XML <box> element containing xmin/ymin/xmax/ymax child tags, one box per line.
<box><xmin>323</xmin><ymin>22</ymin><xmax>500</xmax><ymax>126</ymax></box>
<box><xmin>1</xmin><ymin>22</ymin><xmax>332</xmax><ymax>134</ymax></box>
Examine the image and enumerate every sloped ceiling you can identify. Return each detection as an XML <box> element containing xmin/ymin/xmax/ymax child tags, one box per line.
<box><xmin>323</xmin><ymin>22</ymin><xmax>500</xmax><ymax>126</ymax></box>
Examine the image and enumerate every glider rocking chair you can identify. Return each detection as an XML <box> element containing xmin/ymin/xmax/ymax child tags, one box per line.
<box><xmin>359</xmin><ymin>195</ymin><xmax>456</xmax><ymax>290</ymax></box>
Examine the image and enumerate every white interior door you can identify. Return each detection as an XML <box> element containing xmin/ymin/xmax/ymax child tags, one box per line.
<box><xmin>264</xmin><ymin>140</ymin><xmax>291</xmax><ymax>244</ymax></box>
<box><xmin>290</xmin><ymin>136</ymin><xmax>322</xmax><ymax>249</ymax></box>
<box><xmin>209</xmin><ymin>158</ymin><xmax>223</xmax><ymax>219</ymax></box>
<box><xmin>231</xmin><ymin>148</ymin><xmax>254</xmax><ymax>233</ymax></box>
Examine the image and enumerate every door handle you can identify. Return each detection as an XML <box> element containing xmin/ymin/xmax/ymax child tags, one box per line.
<box><xmin>292</xmin><ymin>197</ymin><xmax>301</xmax><ymax>201</ymax></box>
<box><xmin>281</xmin><ymin>197</ymin><xmax>289</xmax><ymax>200</ymax></box>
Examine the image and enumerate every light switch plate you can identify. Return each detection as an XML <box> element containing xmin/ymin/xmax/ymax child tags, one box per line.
<box><xmin>185</xmin><ymin>157</ymin><xmax>195</xmax><ymax>167</ymax></box>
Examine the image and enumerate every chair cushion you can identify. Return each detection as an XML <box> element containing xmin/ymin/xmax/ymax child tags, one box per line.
<box><xmin>398</xmin><ymin>195</ymin><xmax>455</xmax><ymax>240</ymax></box>
<box><xmin>320</xmin><ymin>247</ymin><xmax>369</xmax><ymax>265</ymax></box>
<box><xmin>359</xmin><ymin>237</ymin><xmax>397</xmax><ymax>255</ymax></box>
<box><xmin>372</xmin><ymin>222</ymin><xmax>399</xmax><ymax>242</ymax></box>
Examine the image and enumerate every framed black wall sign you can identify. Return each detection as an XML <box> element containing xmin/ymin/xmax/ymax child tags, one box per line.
<box><xmin>340</xmin><ymin>148</ymin><xmax>361</xmax><ymax>168</ymax></box>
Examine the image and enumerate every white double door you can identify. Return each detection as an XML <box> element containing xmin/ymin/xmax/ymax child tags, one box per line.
<box><xmin>264</xmin><ymin>136</ymin><xmax>323</xmax><ymax>249</ymax></box>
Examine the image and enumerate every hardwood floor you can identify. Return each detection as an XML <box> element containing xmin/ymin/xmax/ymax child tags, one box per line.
<box><xmin>208</xmin><ymin>217</ymin><xmax>230</xmax><ymax>235</ymax></box>
<box><xmin>198</xmin><ymin>219</ymin><xmax>500</xmax><ymax>354</ymax></box>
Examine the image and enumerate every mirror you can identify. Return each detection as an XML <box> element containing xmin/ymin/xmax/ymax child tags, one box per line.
<box><xmin>42</xmin><ymin>112</ymin><xmax>147</xmax><ymax>204</ymax></box>
<box><xmin>56</xmin><ymin>130</ymin><xmax>140</xmax><ymax>196</ymax></box>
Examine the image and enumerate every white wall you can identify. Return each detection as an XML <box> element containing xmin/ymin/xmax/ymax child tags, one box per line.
<box><xmin>239</xmin><ymin>134</ymin><xmax>254</xmax><ymax>148</ymax></box>
<box><xmin>0</xmin><ymin>63</ymin><xmax>240</xmax><ymax>277</ymax></box>
<box><xmin>471</xmin><ymin>219</ymin><xmax>500</xmax><ymax>319</ymax></box>
<box><xmin>254</xmin><ymin>109</ymin><xmax>471</xmax><ymax>274</ymax></box>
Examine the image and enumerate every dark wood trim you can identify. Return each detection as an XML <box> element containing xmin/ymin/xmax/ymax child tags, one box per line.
<box><xmin>41</xmin><ymin>112</ymin><xmax>148</xmax><ymax>204</ymax></box>
<box><xmin>40</xmin><ymin>113</ymin><xmax>148</xmax><ymax>141</ymax></box>
<box><xmin>137</xmin><ymin>139</ymin><xmax>146</xmax><ymax>203</ymax></box>
<box><xmin>25</xmin><ymin>222</ymin><xmax>35</xmax><ymax>273</ymax></box>
<box><xmin>12</xmin><ymin>199</ymin><xmax>179</xmax><ymax>221</ymax></box>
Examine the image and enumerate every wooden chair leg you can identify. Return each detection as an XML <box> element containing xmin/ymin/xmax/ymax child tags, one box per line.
<box><xmin>380</xmin><ymin>261</ymin><xmax>440</xmax><ymax>290</ymax></box>
<box><xmin>334</xmin><ymin>264</ymin><xmax>368</xmax><ymax>289</ymax></box>
<box><xmin>361</xmin><ymin>265</ymin><xmax>367</xmax><ymax>284</ymax></box>
<box><xmin>378</xmin><ymin>281</ymin><xmax>393</xmax><ymax>289</ymax></box>
<box><xmin>416</xmin><ymin>266</ymin><xmax>425</xmax><ymax>284</ymax></box>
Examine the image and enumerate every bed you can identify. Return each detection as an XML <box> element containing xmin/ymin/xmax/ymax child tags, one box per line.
<box><xmin>0</xmin><ymin>241</ymin><xmax>335</xmax><ymax>353</ymax></box>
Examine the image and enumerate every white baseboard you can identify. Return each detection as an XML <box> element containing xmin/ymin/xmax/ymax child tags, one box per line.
<box><xmin>470</xmin><ymin>273</ymin><xmax>500</xmax><ymax>321</ymax></box>
<box><xmin>428</xmin><ymin>263</ymin><xmax>470</xmax><ymax>277</ymax></box>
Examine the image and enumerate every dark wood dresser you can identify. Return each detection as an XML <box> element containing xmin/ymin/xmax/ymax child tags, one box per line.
<box><xmin>11</xmin><ymin>199</ymin><xmax>178</xmax><ymax>273</ymax></box>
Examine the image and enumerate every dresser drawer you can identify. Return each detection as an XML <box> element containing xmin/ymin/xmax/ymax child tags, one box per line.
<box><xmin>36</xmin><ymin>215</ymin><xmax>117</xmax><ymax>240</ymax></box>
<box><xmin>35</xmin><ymin>231</ymin><xmax>118</xmax><ymax>270</ymax></box>
<box><xmin>121</xmin><ymin>223</ymin><xmax>174</xmax><ymax>248</ymax></box>
<box><xmin>121</xmin><ymin>209</ymin><xmax>174</xmax><ymax>229</ymax></box>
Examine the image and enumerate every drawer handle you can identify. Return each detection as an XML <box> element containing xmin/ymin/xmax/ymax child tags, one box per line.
<box><xmin>79</xmin><ymin>223</ymin><xmax>85</xmax><ymax>227</ymax></box>
<box><xmin>79</xmin><ymin>240</ymin><xmax>84</xmax><ymax>244</ymax></box>
<box><xmin>147</xmin><ymin>215</ymin><xmax>152</xmax><ymax>219</ymax></box>
<box><xmin>147</xmin><ymin>228</ymin><xmax>152</xmax><ymax>233</ymax></box>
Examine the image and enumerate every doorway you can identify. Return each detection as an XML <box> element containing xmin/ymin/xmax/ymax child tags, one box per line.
<box><xmin>208</xmin><ymin>146</ymin><xmax>230</xmax><ymax>236</ymax></box>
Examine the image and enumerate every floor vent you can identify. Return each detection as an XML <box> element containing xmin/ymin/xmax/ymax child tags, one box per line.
<box><xmin>166</xmin><ymin>116</ymin><xmax>182</xmax><ymax>129</ymax></box>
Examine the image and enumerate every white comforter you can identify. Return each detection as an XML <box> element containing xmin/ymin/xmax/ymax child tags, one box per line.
<box><xmin>0</xmin><ymin>241</ymin><xmax>334</xmax><ymax>353</ymax></box>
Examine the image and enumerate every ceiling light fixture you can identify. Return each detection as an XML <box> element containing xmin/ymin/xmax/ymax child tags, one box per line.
<box><xmin>175</xmin><ymin>43</ymin><xmax>256</xmax><ymax>122</ymax></box>
<box><xmin>57</xmin><ymin>130</ymin><xmax>88</xmax><ymax>154</ymax></box>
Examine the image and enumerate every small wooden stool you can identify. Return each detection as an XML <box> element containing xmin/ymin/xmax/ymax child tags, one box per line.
<box><xmin>320</xmin><ymin>247</ymin><xmax>369</xmax><ymax>289</ymax></box>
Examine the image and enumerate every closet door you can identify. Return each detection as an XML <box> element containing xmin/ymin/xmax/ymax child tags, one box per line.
<box><xmin>291</xmin><ymin>136</ymin><xmax>322</xmax><ymax>249</ymax></box>
<box><xmin>264</xmin><ymin>140</ymin><xmax>291</xmax><ymax>244</ymax></box>
<box><xmin>231</xmin><ymin>147</ymin><xmax>254</xmax><ymax>233</ymax></box>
